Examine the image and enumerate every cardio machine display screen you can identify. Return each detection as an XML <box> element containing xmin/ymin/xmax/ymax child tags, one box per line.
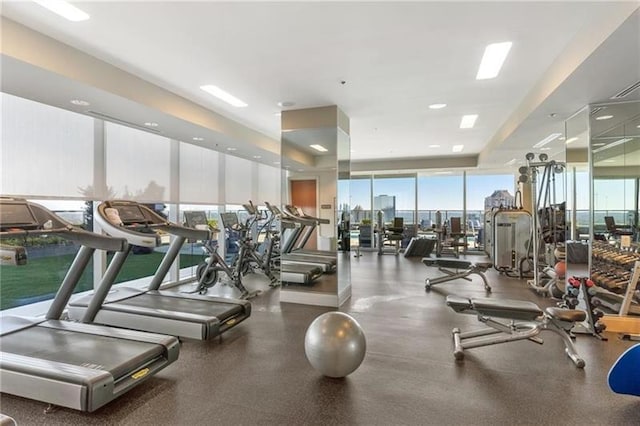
<box><xmin>0</xmin><ymin>203</ymin><xmax>39</xmax><ymax>230</ymax></box>
<box><xmin>184</xmin><ymin>211</ymin><xmax>208</xmax><ymax>228</ymax></box>
<box><xmin>116</xmin><ymin>205</ymin><xmax>147</xmax><ymax>224</ymax></box>
<box><xmin>220</xmin><ymin>213</ymin><xmax>239</xmax><ymax>228</ymax></box>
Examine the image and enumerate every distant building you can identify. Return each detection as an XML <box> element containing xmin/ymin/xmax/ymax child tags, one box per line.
<box><xmin>374</xmin><ymin>195</ymin><xmax>396</xmax><ymax>223</ymax></box>
<box><xmin>484</xmin><ymin>190</ymin><xmax>514</xmax><ymax>211</ymax></box>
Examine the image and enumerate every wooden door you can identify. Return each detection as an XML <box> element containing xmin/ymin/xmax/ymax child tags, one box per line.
<box><xmin>291</xmin><ymin>179</ymin><xmax>317</xmax><ymax>249</ymax></box>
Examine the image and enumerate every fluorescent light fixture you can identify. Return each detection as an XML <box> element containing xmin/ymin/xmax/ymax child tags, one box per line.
<box><xmin>226</xmin><ymin>147</ymin><xmax>237</xmax><ymax>151</ymax></box>
<box><xmin>533</xmin><ymin>132</ymin><xmax>562</xmax><ymax>149</ymax></box>
<box><xmin>595</xmin><ymin>115</ymin><xmax>613</xmax><ymax>121</ymax></box>
<box><xmin>429</xmin><ymin>103</ymin><xmax>447</xmax><ymax>109</ymax></box>
<box><xmin>253</xmin><ymin>155</ymin><xmax>262</xmax><ymax>159</ymax></box>
<box><xmin>34</xmin><ymin>0</ymin><xmax>90</xmax><ymax>21</ymax></box>
<box><xmin>565</xmin><ymin>137</ymin><xmax>579</xmax><ymax>145</ymax></box>
<box><xmin>434</xmin><ymin>171</ymin><xmax>453</xmax><ymax>175</ymax></box>
<box><xmin>144</xmin><ymin>122</ymin><xmax>158</xmax><ymax>127</ymax></box>
<box><xmin>460</xmin><ymin>114</ymin><xmax>478</xmax><ymax>129</ymax></box>
<box><xmin>603</xmin><ymin>159</ymin><xmax>615</xmax><ymax>163</ymax></box>
<box><xmin>428</xmin><ymin>144</ymin><xmax>440</xmax><ymax>148</ymax></box>
<box><xmin>476</xmin><ymin>41</ymin><xmax>512</xmax><ymax>80</ymax></box>
<box><xmin>505</xmin><ymin>158</ymin><xmax>517</xmax><ymax>166</ymax></box>
<box><xmin>277</xmin><ymin>101</ymin><xmax>295</xmax><ymax>108</ymax></box>
<box><xmin>70</xmin><ymin>99</ymin><xmax>89</xmax><ymax>106</ymax></box>
<box><xmin>592</xmin><ymin>138</ymin><xmax>632</xmax><ymax>153</ymax></box>
<box><xmin>200</xmin><ymin>85</ymin><xmax>247</xmax><ymax>107</ymax></box>
<box><xmin>192</xmin><ymin>137</ymin><xmax>204</xmax><ymax>141</ymax></box>
<box><xmin>310</xmin><ymin>144</ymin><xmax>328</xmax><ymax>152</ymax></box>
<box><xmin>452</xmin><ymin>145</ymin><xmax>464</xmax><ymax>153</ymax></box>
<box><xmin>540</xmin><ymin>147</ymin><xmax>551</xmax><ymax>151</ymax></box>
<box><xmin>592</xmin><ymin>143</ymin><xmax>606</xmax><ymax>147</ymax></box>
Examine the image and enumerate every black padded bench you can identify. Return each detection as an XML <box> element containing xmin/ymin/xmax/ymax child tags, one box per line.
<box><xmin>445</xmin><ymin>295</ymin><xmax>587</xmax><ymax>368</ymax></box>
<box><xmin>422</xmin><ymin>258</ymin><xmax>492</xmax><ymax>292</ymax></box>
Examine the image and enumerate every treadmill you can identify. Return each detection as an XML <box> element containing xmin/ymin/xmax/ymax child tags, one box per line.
<box><xmin>68</xmin><ymin>200</ymin><xmax>251</xmax><ymax>340</ymax></box>
<box><xmin>264</xmin><ymin>202</ymin><xmax>323</xmax><ymax>285</ymax></box>
<box><xmin>282</xmin><ymin>205</ymin><xmax>339</xmax><ymax>259</ymax></box>
<box><xmin>0</xmin><ymin>197</ymin><xmax>179</xmax><ymax>412</ymax></box>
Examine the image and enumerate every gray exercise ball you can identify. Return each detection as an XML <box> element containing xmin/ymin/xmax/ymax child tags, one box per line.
<box><xmin>304</xmin><ymin>311</ymin><xmax>366</xmax><ymax>378</ymax></box>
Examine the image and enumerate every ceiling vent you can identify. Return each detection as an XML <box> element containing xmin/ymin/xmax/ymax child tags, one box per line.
<box><xmin>85</xmin><ymin>111</ymin><xmax>161</xmax><ymax>134</ymax></box>
<box><xmin>590</xmin><ymin>106</ymin><xmax>605</xmax><ymax>115</ymax></box>
<box><xmin>610</xmin><ymin>81</ymin><xmax>640</xmax><ymax>99</ymax></box>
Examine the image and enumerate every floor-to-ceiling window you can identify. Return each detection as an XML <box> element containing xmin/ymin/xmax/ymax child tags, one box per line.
<box><xmin>417</xmin><ymin>172</ymin><xmax>464</xmax><ymax>230</ymax></box>
<box><xmin>372</xmin><ymin>174</ymin><xmax>416</xmax><ymax>225</ymax></box>
<box><xmin>466</xmin><ymin>172</ymin><xmax>515</xmax><ymax>249</ymax></box>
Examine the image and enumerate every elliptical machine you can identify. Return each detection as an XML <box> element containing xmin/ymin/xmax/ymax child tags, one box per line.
<box><xmin>518</xmin><ymin>152</ymin><xmax>566</xmax><ymax>297</ymax></box>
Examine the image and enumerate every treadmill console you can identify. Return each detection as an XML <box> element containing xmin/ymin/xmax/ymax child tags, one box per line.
<box><xmin>115</xmin><ymin>204</ymin><xmax>149</xmax><ymax>225</ymax></box>
<box><xmin>184</xmin><ymin>211</ymin><xmax>209</xmax><ymax>229</ymax></box>
<box><xmin>220</xmin><ymin>212</ymin><xmax>240</xmax><ymax>230</ymax></box>
<box><xmin>0</xmin><ymin>201</ymin><xmax>40</xmax><ymax>231</ymax></box>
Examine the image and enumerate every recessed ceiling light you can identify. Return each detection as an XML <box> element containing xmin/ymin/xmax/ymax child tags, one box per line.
<box><xmin>476</xmin><ymin>41</ymin><xmax>513</xmax><ymax>80</ymax></box>
<box><xmin>452</xmin><ymin>145</ymin><xmax>464</xmax><ymax>153</ymax></box>
<box><xmin>428</xmin><ymin>103</ymin><xmax>447</xmax><ymax>109</ymax></box>
<box><xmin>192</xmin><ymin>137</ymin><xmax>204</xmax><ymax>141</ymax></box>
<box><xmin>592</xmin><ymin>143</ymin><xmax>606</xmax><ymax>147</ymax></box>
<box><xmin>144</xmin><ymin>122</ymin><xmax>158</xmax><ymax>127</ymax></box>
<box><xmin>540</xmin><ymin>147</ymin><xmax>552</xmax><ymax>151</ymax></box>
<box><xmin>434</xmin><ymin>171</ymin><xmax>453</xmax><ymax>175</ymax></box>
<box><xmin>460</xmin><ymin>115</ymin><xmax>478</xmax><ymax>129</ymax></box>
<box><xmin>34</xmin><ymin>0</ymin><xmax>90</xmax><ymax>22</ymax></box>
<box><xmin>70</xmin><ymin>99</ymin><xmax>89</xmax><ymax>106</ymax></box>
<box><xmin>274</xmin><ymin>112</ymin><xmax>282</xmax><ymax>117</ymax></box>
<box><xmin>533</xmin><ymin>132</ymin><xmax>562</xmax><ymax>149</ymax></box>
<box><xmin>636</xmin><ymin>124</ymin><xmax>640</xmax><ymax>128</ymax></box>
<box><xmin>505</xmin><ymin>158</ymin><xmax>517</xmax><ymax>166</ymax></box>
<box><xmin>277</xmin><ymin>101</ymin><xmax>295</xmax><ymax>108</ymax></box>
<box><xmin>226</xmin><ymin>147</ymin><xmax>237</xmax><ymax>151</ymax></box>
<box><xmin>428</xmin><ymin>144</ymin><xmax>440</xmax><ymax>148</ymax></box>
<box><xmin>558</xmin><ymin>136</ymin><xmax>565</xmax><ymax>140</ymax></box>
<box><xmin>565</xmin><ymin>137</ymin><xmax>579</xmax><ymax>145</ymax></box>
<box><xmin>200</xmin><ymin>85</ymin><xmax>247</xmax><ymax>107</ymax></box>
<box><xmin>310</xmin><ymin>144</ymin><xmax>328</xmax><ymax>152</ymax></box>
<box><xmin>595</xmin><ymin>115</ymin><xmax>613</xmax><ymax>120</ymax></box>
<box><xmin>253</xmin><ymin>155</ymin><xmax>262</xmax><ymax>159</ymax></box>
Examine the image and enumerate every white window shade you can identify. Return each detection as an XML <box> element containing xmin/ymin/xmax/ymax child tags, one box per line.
<box><xmin>105</xmin><ymin>122</ymin><xmax>171</xmax><ymax>202</ymax></box>
<box><xmin>179</xmin><ymin>142</ymin><xmax>220</xmax><ymax>204</ymax></box>
<box><xmin>257</xmin><ymin>164</ymin><xmax>281</xmax><ymax>205</ymax></box>
<box><xmin>224</xmin><ymin>155</ymin><xmax>254</xmax><ymax>204</ymax></box>
<box><xmin>0</xmin><ymin>93</ymin><xmax>94</xmax><ymax>198</ymax></box>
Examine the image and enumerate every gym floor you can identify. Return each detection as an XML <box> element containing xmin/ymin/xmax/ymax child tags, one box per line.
<box><xmin>2</xmin><ymin>252</ymin><xmax>639</xmax><ymax>425</ymax></box>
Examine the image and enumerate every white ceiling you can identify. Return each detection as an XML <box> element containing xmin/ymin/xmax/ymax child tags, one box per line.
<box><xmin>1</xmin><ymin>1</ymin><xmax>639</xmax><ymax>171</ymax></box>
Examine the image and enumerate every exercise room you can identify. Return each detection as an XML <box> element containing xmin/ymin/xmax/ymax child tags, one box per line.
<box><xmin>0</xmin><ymin>2</ymin><xmax>639</xmax><ymax>425</ymax></box>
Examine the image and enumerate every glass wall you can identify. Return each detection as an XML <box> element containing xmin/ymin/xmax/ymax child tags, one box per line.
<box><xmin>373</xmin><ymin>175</ymin><xmax>416</xmax><ymax>225</ymax></box>
<box><xmin>466</xmin><ymin>172</ymin><xmax>515</xmax><ymax>249</ymax></box>
<box><xmin>417</xmin><ymin>173</ymin><xmax>464</xmax><ymax>229</ymax></box>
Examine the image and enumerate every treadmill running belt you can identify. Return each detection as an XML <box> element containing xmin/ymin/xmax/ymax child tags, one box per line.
<box><xmin>107</xmin><ymin>293</ymin><xmax>244</xmax><ymax>318</ymax></box>
<box><xmin>1</xmin><ymin>327</ymin><xmax>163</xmax><ymax>379</ymax></box>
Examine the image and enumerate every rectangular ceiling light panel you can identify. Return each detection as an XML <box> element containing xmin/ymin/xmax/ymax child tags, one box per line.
<box><xmin>459</xmin><ymin>115</ymin><xmax>478</xmax><ymax>129</ymax></box>
<box><xmin>476</xmin><ymin>42</ymin><xmax>512</xmax><ymax>80</ymax></box>
<box><xmin>452</xmin><ymin>144</ymin><xmax>464</xmax><ymax>152</ymax></box>
<box><xmin>33</xmin><ymin>0</ymin><xmax>90</xmax><ymax>21</ymax></box>
<box><xmin>533</xmin><ymin>133</ymin><xmax>562</xmax><ymax>149</ymax></box>
<box><xmin>310</xmin><ymin>144</ymin><xmax>328</xmax><ymax>152</ymax></box>
<box><xmin>592</xmin><ymin>138</ymin><xmax>632</xmax><ymax>153</ymax></box>
<box><xmin>200</xmin><ymin>85</ymin><xmax>248</xmax><ymax>107</ymax></box>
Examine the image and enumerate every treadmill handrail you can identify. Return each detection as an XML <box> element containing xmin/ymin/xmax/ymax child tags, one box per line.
<box><xmin>279</xmin><ymin>208</ymin><xmax>317</xmax><ymax>226</ymax></box>
<box><xmin>284</xmin><ymin>204</ymin><xmax>330</xmax><ymax>224</ymax></box>
<box><xmin>0</xmin><ymin>198</ymin><xmax>127</xmax><ymax>252</ymax></box>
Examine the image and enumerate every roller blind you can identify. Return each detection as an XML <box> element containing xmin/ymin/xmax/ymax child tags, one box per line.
<box><xmin>105</xmin><ymin>122</ymin><xmax>171</xmax><ymax>202</ymax></box>
<box><xmin>179</xmin><ymin>142</ymin><xmax>220</xmax><ymax>204</ymax></box>
<box><xmin>257</xmin><ymin>163</ymin><xmax>281</xmax><ymax>205</ymax></box>
<box><xmin>224</xmin><ymin>155</ymin><xmax>253</xmax><ymax>204</ymax></box>
<box><xmin>0</xmin><ymin>93</ymin><xmax>94</xmax><ymax>198</ymax></box>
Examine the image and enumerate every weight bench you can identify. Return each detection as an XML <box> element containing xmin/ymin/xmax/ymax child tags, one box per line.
<box><xmin>445</xmin><ymin>295</ymin><xmax>587</xmax><ymax>368</ymax></box>
<box><xmin>423</xmin><ymin>258</ymin><xmax>492</xmax><ymax>292</ymax></box>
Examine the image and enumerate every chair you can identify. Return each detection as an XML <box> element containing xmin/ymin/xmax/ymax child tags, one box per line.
<box><xmin>438</xmin><ymin>217</ymin><xmax>466</xmax><ymax>258</ymax></box>
<box><xmin>379</xmin><ymin>217</ymin><xmax>404</xmax><ymax>255</ymax></box>
<box><xmin>604</xmin><ymin>216</ymin><xmax>634</xmax><ymax>238</ymax></box>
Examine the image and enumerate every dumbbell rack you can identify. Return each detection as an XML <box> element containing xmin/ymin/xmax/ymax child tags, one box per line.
<box><xmin>591</xmin><ymin>241</ymin><xmax>639</xmax><ymax>293</ymax></box>
<box><xmin>564</xmin><ymin>276</ymin><xmax>608</xmax><ymax>341</ymax></box>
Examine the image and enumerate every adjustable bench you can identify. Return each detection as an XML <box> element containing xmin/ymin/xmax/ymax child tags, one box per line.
<box><xmin>445</xmin><ymin>295</ymin><xmax>587</xmax><ymax>368</ymax></box>
<box><xmin>423</xmin><ymin>258</ymin><xmax>492</xmax><ymax>292</ymax></box>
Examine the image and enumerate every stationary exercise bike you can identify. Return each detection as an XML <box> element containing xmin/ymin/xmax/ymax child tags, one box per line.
<box><xmin>183</xmin><ymin>210</ymin><xmax>258</xmax><ymax>299</ymax></box>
